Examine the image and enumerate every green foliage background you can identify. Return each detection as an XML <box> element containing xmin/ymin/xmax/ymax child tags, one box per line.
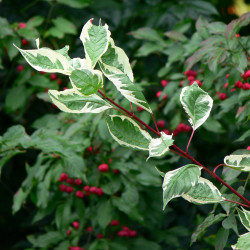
<box><xmin>0</xmin><ymin>0</ymin><xmax>249</xmax><ymax>249</ymax></box>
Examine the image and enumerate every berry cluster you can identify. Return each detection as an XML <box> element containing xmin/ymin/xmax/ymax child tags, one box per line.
<box><xmin>172</xmin><ymin>123</ymin><xmax>192</xmax><ymax>136</ymax></box>
<box><xmin>83</xmin><ymin>185</ymin><xmax>104</xmax><ymax>196</ymax></box>
<box><xmin>184</xmin><ymin>70</ymin><xmax>202</xmax><ymax>87</ymax></box>
<box><xmin>117</xmin><ymin>226</ymin><xmax>137</xmax><ymax>237</ymax></box>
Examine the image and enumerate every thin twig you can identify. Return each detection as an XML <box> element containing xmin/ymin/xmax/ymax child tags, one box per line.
<box><xmin>213</xmin><ymin>164</ymin><xmax>226</xmax><ymax>174</ymax></box>
<box><xmin>224</xmin><ymin>199</ymin><xmax>250</xmax><ymax>209</ymax></box>
<box><xmin>151</xmin><ymin>113</ymin><xmax>160</xmax><ymax>134</ymax></box>
<box><xmin>186</xmin><ymin>129</ymin><xmax>194</xmax><ymax>153</ymax></box>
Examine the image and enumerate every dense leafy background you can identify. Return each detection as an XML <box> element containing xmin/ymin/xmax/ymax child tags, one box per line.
<box><xmin>0</xmin><ymin>0</ymin><xmax>249</xmax><ymax>249</ymax></box>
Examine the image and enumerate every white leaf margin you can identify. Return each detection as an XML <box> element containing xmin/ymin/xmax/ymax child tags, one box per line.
<box><xmin>182</xmin><ymin>177</ymin><xmax>224</xmax><ymax>204</ymax></box>
<box><xmin>48</xmin><ymin>88</ymin><xmax>112</xmax><ymax>113</ymax></box>
<box><xmin>106</xmin><ymin>114</ymin><xmax>152</xmax><ymax>151</ymax></box>
<box><xmin>236</xmin><ymin>207</ymin><xmax>250</xmax><ymax>231</ymax></box>
<box><xmin>180</xmin><ymin>82</ymin><xmax>213</xmax><ymax>130</ymax></box>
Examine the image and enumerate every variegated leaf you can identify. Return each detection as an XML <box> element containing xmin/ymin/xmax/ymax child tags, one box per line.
<box><xmin>148</xmin><ymin>132</ymin><xmax>174</xmax><ymax>160</ymax></box>
<box><xmin>232</xmin><ymin>232</ymin><xmax>250</xmax><ymax>250</ymax></box>
<box><xmin>224</xmin><ymin>149</ymin><xmax>250</xmax><ymax>172</ymax></box>
<box><xmin>180</xmin><ymin>82</ymin><xmax>213</xmax><ymax>130</ymax></box>
<box><xmin>70</xmin><ymin>58</ymin><xmax>88</xmax><ymax>70</ymax></box>
<box><xmin>99</xmin><ymin>38</ymin><xmax>152</xmax><ymax>113</ymax></box>
<box><xmin>80</xmin><ymin>18</ymin><xmax>110</xmax><ymax>68</ymax></box>
<box><xmin>182</xmin><ymin>177</ymin><xmax>223</xmax><ymax>204</ymax></box>
<box><xmin>106</xmin><ymin>115</ymin><xmax>152</xmax><ymax>151</ymax></box>
<box><xmin>14</xmin><ymin>45</ymin><xmax>73</xmax><ymax>75</ymax></box>
<box><xmin>162</xmin><ymin>164</ymin><xmax>201</xmax><ymax>209</ymax></box>
<box><xmin>236</xmin><ymin>207</ymin><xmax>250</xmax><ymax>231</ymax></box>
<box><xmin>70</xmin><ymin>69</ymin><xmax>103</xmax><ymax>96</ymax></box>
<box><xmin>48</xmin><ymin>88</ymin><xmax>112</xmax><ymax>113</ymax></box>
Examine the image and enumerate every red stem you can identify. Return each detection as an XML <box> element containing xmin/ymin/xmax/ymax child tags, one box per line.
<box><xmin>98</xmin><ymin>90</ymin><xmax>250</xmax><ymax>208</ymax></box>
<box><xmin>151</xmin><ymin>113</ymin><xmax>160</xmax><ymax>134</ymax></box>
<box><xmin>224</xmin><ymin>199</ymin><xmax>250</xmax><ymax>209</ymax></box>
<box><xmin>213</xmin><ymin>164</ymin><xmax>226</xmax><ymax>174</ymax></box>
<box><xmin>186</xmin><ymin>129</ymin><xmax>194</xmax><ymax>153</ymax></box>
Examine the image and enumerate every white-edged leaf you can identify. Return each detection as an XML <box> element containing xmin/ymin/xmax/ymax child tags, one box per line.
<box><xmin>148</xmin><ymin>132</ymin><xmax>174</xmax><ymax>160</ymax></box>
<box><xmin>224</xmin><ymin>149</ymin><xmax>250</xmax><ymax>172</ymax></box>
<box><xmin>162</xmin><ymin>164</ymin><xmax>201</xmax><ymax>209</ymax></box>
<box><xmin>232</xmin><ymin>232</ymin><xmax>250</xmax><ymax>250</ymax></box>
<box><xmin>180</xmin><ymin>82</ymin><xmax>213</xmax><ymax>130</ymax></box>
<box><xmin>48</xmin><ymin>88</ymin><xmax>112</xmax><ymax>113</ymax></box>
<box><xmin>236</xmin><ymin>207</ymin><xmax>250</xmax><ymax>231</ymax></box>
<box><xmin>182</xmin><ymin>177</ymin><xmax>223</xmax><ymax>204</ymax></box>
<box><xmin>99</xmin><ymin>38</ymin><xmax>151</xmax><ymax>113</ymax></box>
<box><xmin>80</xmin><ymin>18</ymin><xmax>110</xmax><ymax>68</ymax></box>
<box><xmin>14</xmin><ymin>45</ymin><xmax>73</xmax><ymax>75</ymax></box>
<box><xmin>69</xmin><ymin>69</ymin><xmax>103</xmax><ymax>96</ymax></box>
<box><xmin>106</xmin><ymin>115</ymin><xmax>152</xmax><ymax>151</ymax></box>
<box><xmin>70</xmin><ymin>57</ymin><xmax>88</xmax><ymax>70</ymax></box>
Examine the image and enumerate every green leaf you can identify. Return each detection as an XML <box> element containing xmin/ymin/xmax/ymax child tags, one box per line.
<box><xmin>136</xmin><ymin>42</ymin><xmax>163</xmax><ymax>57</ymax></box>
<box><xmin>99</xmin><ymin>37</ymin><xmax>151</xmax><ymax>113</ymax></box>
<box><xmin>180</xmin><ymin>82</ymin><xmax>213</xmax><ymax>130</ymax></box>
<box><xmin>236</xmin><ymin>207</ymin><xmax>250</xmax><ymax>231</ymax></box>
<box><xmin>182</xmin><ymin>177</ymin><xmax>223</xmax><ymax>204</ymax></box>
<box><xmin>232</xmin><ymin>232</ymin><xmax>250</xmax><ymax>250</ymax></box>
<box><xmin>0</xmin><ymin>17</ymin><xmax>13</xmax><ymax>38</ymax></box>
<box><xmin>202</xmin><ymin>117</ymin><xmax>225</xmax><ymax>134</ymax></box>
<box><xmin>148</xmin><ymin>132</ymin><xmax>174</xmax><ymax>159</ymax></box>
<box><xmin>191</xmin><ymin>213</ymin><xmax>226</xmax><ymax>244</ymax></box>
<box><xmin>70</xmin><ymin>69</ymin><xmax>103</xmax><ymax>95</ymax></box>
<box><xmin>222</xmin><ymin>214</ymin><xmax>238</xmax><ymax>235</ymax></box>
<box><xmin>57</xmin><ymin>0</ymin><xmax>91</xmax><ymax>8</ymax></box>
<box><xmin>52</xmin><ymin>17</ymin><xmax>77</xmax><ymax>35</ymax></box>
<box><xmin>26</xmin><ymin>16</ymin><xmax>44</xmax><ymax>27</ymax></box>
<box><xmin>131</xmin><ymin>238</ymin><xmax>161</xmax><ymax>250</ymax></box>
<box><xmin>224</xmin><ymin>149</ymin><xmax>250</xmax><ymax>172</ymax></box>
<box><xmin>55</xmin><ymin>203</ymin><xmax>72</xmax><ymax>232</ymax></box>
<box><xmin>162</xmin><ymin>164</ymin><xmax>201</xmax><ymax>209</ymax></box>
<box><xmin>214</xmin><ymin>228</ymin><xmax>229</xmax><ymax>250</ymax></box>
<box><xmin>207</xmin><ymin>22</ymin><xmax>227</xmax><ymax>34</ymax></box>
<box><xmin>48</xmin><ymin>88</ymin><xmax>112</xmax><ymax>113</ymax></box>
<box><xmin>106</xmin><ymin>115</ymin><xmax>151</xmax><ymax>151</ymax></box>
<box><xmin>17</xmin><ymin>27</ymin><xmax>39</xmax><ymax>40</ymax></box>
<box><xmin>232</xmin><ymin>51</ymin><xmax>248</xmax><ymax>73</ymax></box>
<box><xmin>80</xmin><ymin>19</ymin><xmax>110</xmax><ymax>68</ymax></box>
<box><xmin>122</xmin><ymin>183</ymin><xmax>139</xmax><ymax>207</ymax></box>
<box><xmin>14</xmin><ymin>44</ymin><xmax>73</xmax><ymax>75</ymax></box>
<box><xmin>164</xmin><ymin>31</ymin><xmax>187</xmax><ymax>42</ymax></box>
<box><xmin>97</xmin><ymin>200</ymin><xmax>112</xmax><ymax>228</ymax></box>
<box><xmin>12</xmin><ymin>188</ymin><xmax>29</xmax><ymax>214</ymax></box>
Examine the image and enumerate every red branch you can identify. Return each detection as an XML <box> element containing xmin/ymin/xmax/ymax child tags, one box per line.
<box><xmin>98</xmin><ymin>90</ymin><xmax>250</xmax><ymax>208</ymax></box>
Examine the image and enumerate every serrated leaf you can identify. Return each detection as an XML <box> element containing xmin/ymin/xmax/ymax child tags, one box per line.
<box><xmin>162</xmin><ymin>164</ymin><xmax>201</xmax><ymax>209</ymax></box>
<box><xmin>180</xmin><ymin>82</ymin><xmax>213</xmax><ymax>130</ymax></box>
<box><xmin>232</xmin><ymin>232</ymin><xmax>250</xmax><ymax>250</ymax></box>
<box><xmin>224</xmin><ymin>149</ymin><xmax>250</xmax><ymax>172</ymax></box>
<box><xmin>70</xmin><ymin>69</ymin><xmax>103</xmax><ymax>95</ymax></box>
<box><xmin>237</xmin><ymin>207</ymin><xmax>250</xmax><ymax>231</ymax></box>
<box><xmin>99</xmin><ymin>38</ymin><xmax>151</xmax><ymax>113</ymax></box>
<box><xmin>14</xmin><ymin>45</ymin><xmax>73</xmax><ymax>75</ymax></box>
<box><xmin>148</xmin><ymin>132</ymin><xmax>174</xmax><ymax>160</ymax></box>
<box><xmin>182</xmin><ymin>177</ymin><xmax>223</xmax><ymax>204</ymax></box>
<box><xmin>48</xmin><ymin>88</ymin><xmax>112</xmax><ymax>113</ymax></box>
<box><xmin>191</xmin><ymin>213</ymin><xmax>226</xmax><ymax>244</ymax></box>
<box><xmin>80</xmin><ymin>18</ymin><xmax>110</xmax><ymax>68</ymax></box>
<box><xmin>106</xmin><ymin>115</ymin><xmax>151</xmax><ymax>151</ymax></box>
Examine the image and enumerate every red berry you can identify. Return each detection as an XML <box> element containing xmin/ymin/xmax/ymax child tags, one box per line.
<box><xmin>17</xmin><ymin>65</ymin><xmax>24</xmax><ymax>72</ymax></box>
<box><xmin>180</xmin><ymin>80</ymin><xmax>185</xmax><ymax>87</ymax></box>
<box><xmin>65</xmin><ymin>186</ymin><xmax>74</xmax><ymax>193</ymax></box>
<box><xmin>57</xmin><ymin>79</ymin><xmax>62</xmax><ymax>85</ymax></box>
<box><xmin>162</xmin><ymin>129</ymin><xmax>170</xmax><ymax>135</ymax></box>
<box><xmin>18</xmin><ymin>22</ymin><xmax>26</xmax><ymax>29</ymax></box>
<box><xmin>235</xmin><ymin>80</ymin><xmax>243</xmax><ymax>88</ymax></box>
<box><xmin>247</xmin><ymin>146</ymin><xmax>250</xmax><ymax>150</ymax></box>
<box><xmin>72</xmin><ymin>221</ymin><xmax>79</xmax><ymax>229</ymax></box>
<box><xmin>243</xmin><ymin>70</ymin><xmax>250</xmax><ymax>79</ymax></box>
<box><xmin>75</xmin><ymin>179</ymin><xmax>82</xmax><ymax>186</ymax></box>
<box><xmin>226</xmin><ymin>74</ymin><xmax>230</xmax><ymax>79</ymax></box>
<box><xmin>50</xmin><ymin>73</ymin><xmax>57</xmax><ymax>80</ymax></box>
<box><xmin>22</xmin><ymin>39</ymin><xmax>29</xmax><ymax>46</ymax></box>
<box><xmin>195</xmin><ymin>80</ymin><xmax>202</xmax><ymax>87</ymax></box>
<box><xmin>129</xmin><ymin>230</ymin><xmax>137</xmax><ymax>237</ymax></box>
<box><xmin>243</xmin><ymin>83</ymin><xmax>250</xmax><ymax>90</ymax></box>
<box><xmin>157</xmin><ymin>120</ymin><xmax>165</xmax><ymax>129</ymax></box>
<box><xmin>230</xmin><ymin>88</ymin><xmax>236</xmax><ymax>92</ymax></box>
<box><xmin>184</xmin><ymin>70</ymin><xmax>197</xmax><ymax>77</ymax></box>
<box><xmin>67</xmin><ymin>229</ymin><xmax>71</xmax><ymax>235</ymax></box>
<box><xmin>161</xmin><ymin>79</ymin><xmax>169</xmax><ymax>87</ymax></box>
<box><xmin>75</xmin><ymin>190</ymin><xmax>84</xmax><ymax>198</ymax></box>
<box><xmin>39</xmin><ymin>71</ymin><xmax>46</xmax><ymax>74</ymax></box>
<box><xmin>96</xmin><ymin>233</ymin><xmax>103</xmax><ymax>239</ymax></box>
<box><xmin>59</xmin><ymin>184</ymin><xmax>67</xmax><ymax>192</ymax></box>
<box><xmin>122</xmin><ymin>226</ymin><xmax>130</xmax><ymax>232</ymax></box>
<box><xmin>137</xmin><ymin>106</ymin><xmax>144</xmax><ymax>112</ymax></box>
<box><xmin>98</xmin><ymin>163</ymin><xmax>109</xmax><ymax>172</ymax></box>
<box><xmin>110</xmin><ymin>220</ymin><xmax>119</xmax><ymax>226</ymax></box>
<box><xmin>113</xmin><ymin>169</ymin><xmax>120</xmax><ymax>174</ymax></box>
<box><xmin>172</xmin><ymin>129</ymin><xmax>179</xmax><ymax>136</ymax></box>
<box><xmin>63</xmin><ymin>87</ymin><xmax>68</xmax><ymax>91</ymax></box>
<box><xmin>89</xmin><ymin>186</ymin><xmax>98</xmax><ymax>194</ymax></box>
<box><xmin>59</xmin><ymin>172</ymin><xmax>68</xmax><ymax>182</ymax></box>
<box><xmin>86</xmin><ymin>146</ymin><xmax>93</xmax><ymax>152</ymax></box>
<box><xmin>117</xmin><ymin>230</ymin><xmax>129</xmax><ymax>237</ymax></box>
<box><xmin>156</xmin><ymin>91</ymin><xmax>162</xmax><ymax>98</ymax></box>
<box><xmin>224</xmin><ymin>83</ymin><xmax>228</xmax><ymax>88</ymax></box>
<box><xmin>108</xmin><ymin>158</ymin><xmax>112</xmax><ymax>163</ymax></box>
<box><xmin>219</xmin><ymin>93</ymin><xmax>227</xmax><ymax>100</ymax></box>
<box><xmin>86</xmin><ymin>226</ymin><xmax>93</xmax><ymax>232</ymax></box>
<box><xmin>96</xmin><ymin>188</ymin><xmax>104</xmax><ymax>196</ymax></box>
<box><xmin>83</xmin><ymin>185</ymin><xmax>90</xmax><ymax>192</ymax></box>
<box><xmin>66</xmin><ymin>178</ymin><xmax>74</xmax><ymax>185</ymax></box>
<box><xmin>188</xmin><ymin>76</ymin><xmax>195</xmax><ymax>82</ymax></box>
<box><xmin>183</xmin><ymin>125</ymin><xmax>191</xmax><ymax>132</ymax></box>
